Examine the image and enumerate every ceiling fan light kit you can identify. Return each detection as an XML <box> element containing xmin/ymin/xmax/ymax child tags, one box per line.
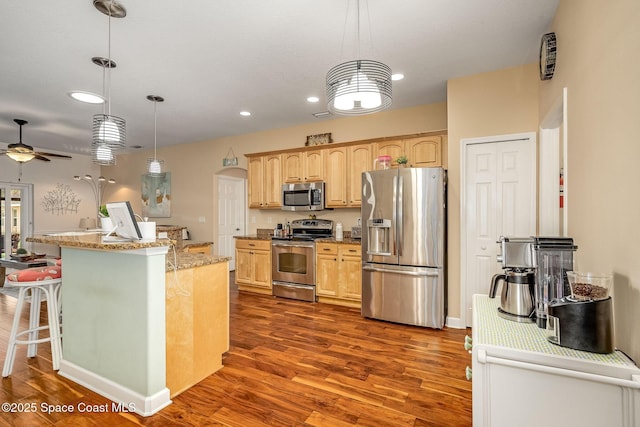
<box><xmin>1</xmin><ymin>119</ymin><xmax>72</xmax><ymax>163</ymax></box>
<box><xmin>326</xmin><ymin>0</ymin><xmax>392</xmax><ymax>116</ymax></box>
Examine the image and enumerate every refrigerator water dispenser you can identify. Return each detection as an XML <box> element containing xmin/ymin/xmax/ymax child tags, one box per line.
<box><xmin>367</xmin><ymin>219</ymin><xmax>391</xmax><ymax>255</ymax></box>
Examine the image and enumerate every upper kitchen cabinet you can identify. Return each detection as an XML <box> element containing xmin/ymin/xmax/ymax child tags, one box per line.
<box><xmin>373</xmin><ymin>135</ymin><xmax>443</xmax><ymax>168</ymax></box>
<box><xmin>324</xmin><ymin>147</ymin><xmax>348</xmax><ymax>207</ymax></box>
<box><xmin>247</xmin><ymin>154</ymin><xmax>282</xmax><ymax>208</ymax></box>
<box><xmin>282</xmin><ymin>150</ymin><xmax>324</xmax><ymax>183</ymax></box>
<box><xmin>347</xmin><ymin>144</ymin><xmax>371</xmax><ymax>206</ymax></box>
<box><xmin>404</xmin><ymin>135</ymin><xmax>442</xmax><ymax>167</ymax></box>
<box><xmin>247</xmin><ymin>156</ymin><xmax>264</xmax><ymax>208</ymax></box>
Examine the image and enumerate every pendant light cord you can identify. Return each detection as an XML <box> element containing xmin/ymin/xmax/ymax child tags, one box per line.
<box><xmin>153</xmin><ymin>100</ymin><xmax>158</xmax><ymax>160</ymax></box>
<box><xmin>107</xmin><ymin>10</ymin><xmax>112</xmax><ymax>117</ymax></box>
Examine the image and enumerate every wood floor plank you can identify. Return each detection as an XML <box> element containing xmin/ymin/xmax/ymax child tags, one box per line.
<box><xmin>0</xmin><ymin>275</ymin><xmax>472</xmax><ymax>425</ymax></box>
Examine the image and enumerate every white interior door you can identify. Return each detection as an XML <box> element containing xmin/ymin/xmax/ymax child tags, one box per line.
<box><xmin>217</xmin><ymin>176</ymin><xmax>245</xmax><ymax>271</ymax></box>
<box><xmin>462</xmin><ymin>134</ymin><xmax>536</xmax><ymax>326</ymax></box>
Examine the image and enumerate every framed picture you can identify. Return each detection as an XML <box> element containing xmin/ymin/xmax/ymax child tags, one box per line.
<box><xmin>141</xmin><ymin>172</ymin><xmax>171</xmax><ymax>217</ymax></box>
<box><xmin>305</xmin><ymin>133</ymin><xmax>332</xmax><ymax>146</ymax></box>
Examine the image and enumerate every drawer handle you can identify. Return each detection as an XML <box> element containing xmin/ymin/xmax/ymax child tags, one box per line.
<box><xmin>348</xmin><ymin>249</ymin><xmax>357</xmax><ymax>253</ymax></box>
<box><xmin>323</xmin><ymin>248</ymin><xmax>332</xmax><ymax>251</ymax></box>
<box><xmin>249</xmin><ymin>243</ymin><xmax>256</xmax><ymax>247</ymax></box>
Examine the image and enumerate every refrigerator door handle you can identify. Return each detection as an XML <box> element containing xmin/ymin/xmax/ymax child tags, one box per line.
<box><xmin>363</xmin><ymin>265</ymin><xmax>440</xmax><ymax>277</ymax></box>
<box><xmin>397</xmin><ymin>174</ymin><xmax>403</xmax><ymax>257</ymax></box>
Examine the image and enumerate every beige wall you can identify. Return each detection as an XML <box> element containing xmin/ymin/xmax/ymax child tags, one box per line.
<box><xmin>446</xmin><ymin>63</ymin><xmax>540</xmax><ymax>321</ymax></box>
<box><xmin>540</xmin><ymin>0</ymin><xmax>640</xmax><ymax>362</ymax></box>
<box><xmin>107</xmin><ymin>102</ymin><xmax>447</xmax><ymax>245</ymax></box>
<box><xmin>0</xmin><ymin>153</ymin><xmax>102</xmax><ymax>234</ymax></box>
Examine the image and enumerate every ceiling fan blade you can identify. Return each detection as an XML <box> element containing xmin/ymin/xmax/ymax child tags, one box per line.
<box><xmin>35</xmin><ymin>152</ymin><xmax>72</xmax><ymax>159</ymax></box>
<box><xmin>33</xmin><ymin>154</ymin><xmax>51</xmax><ymax>162</ymax></box>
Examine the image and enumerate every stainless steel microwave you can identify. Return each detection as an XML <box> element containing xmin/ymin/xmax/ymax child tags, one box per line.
<box><xmin>281</xmin><ymin>182</ymin><xmax>325</xmax><ymax>211</ymax></box>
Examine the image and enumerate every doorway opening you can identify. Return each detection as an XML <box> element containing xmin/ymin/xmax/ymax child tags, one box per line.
<box><xmin>215</xmin><ymin>168</ymin><xmax>247</xmax><ymax>271</ymax></box>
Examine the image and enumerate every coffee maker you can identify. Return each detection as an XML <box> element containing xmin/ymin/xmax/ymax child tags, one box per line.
<box><xmin>531</xmin><ymin>237</ymin><xmax>578</xmax><ymax>329</ymax></box>
<box><xmin>489</xmin><ymin>237</ymin><xmax>536</xmax><ymax>322</ymax></box>
<box><xmin>546</xmin><ymin>271</ymin><xmax>614</xmax><ymax>353</ymax></box>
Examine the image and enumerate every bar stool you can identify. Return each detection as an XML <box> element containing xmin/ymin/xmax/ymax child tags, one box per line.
<box><xmin>2</xmin><ymin>265</ymin><xmax>62</xmax><ymax>377</ymax></box>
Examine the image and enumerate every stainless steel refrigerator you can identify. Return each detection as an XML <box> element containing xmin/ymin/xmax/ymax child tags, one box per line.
<box><xmin>361</xmin><ymin>167</ymin><xmax>446</xmax><ymax>328</ymax></box>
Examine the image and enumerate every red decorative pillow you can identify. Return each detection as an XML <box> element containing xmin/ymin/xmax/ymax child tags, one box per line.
<box><xmin>6</xmin><ymin>266</ymin><xmax>62</xmax><ymax>283</ymax></box>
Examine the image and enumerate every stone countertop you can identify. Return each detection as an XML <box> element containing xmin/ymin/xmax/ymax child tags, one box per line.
<box><xmin>28</xmin><ymin>233</ymin><xmax>174</xmax><ymax>250</ymax></box>
<box><xmin>167</xmin><ymin>250</ymin><xmax>230</xmax><ymax>271</ymax></box>
<box><xmin>315</xmin><ymin>237</ymin><xmax>362</xmax><ymax>245</ymax></box>
<box><xmin>234</xmin><ymin>235</ymin><xmax>272</xmax><ymax>241</ymax></box>
<box><xmin>181</xmin><ymin>240</ymin><xmax>213</xmax><ymax>249</ymax></box>
<box><xmin>234</xmin><ymin>235</ymin><xmax>362</xmax><ymax>245</ymax></box>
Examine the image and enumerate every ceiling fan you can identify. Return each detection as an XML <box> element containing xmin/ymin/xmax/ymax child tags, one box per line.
<box><xmin>0</xmin><ymin>118</ymin><xmax>72</xmax><ymax>163</ymax></box>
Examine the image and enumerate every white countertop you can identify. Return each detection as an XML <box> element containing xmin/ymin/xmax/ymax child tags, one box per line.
<box><xmin>473</xmin><ymin>294</ymin><xmax>636</xmax><ymax>367</ymax></box>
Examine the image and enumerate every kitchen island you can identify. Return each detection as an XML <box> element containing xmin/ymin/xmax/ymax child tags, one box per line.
<box><xmin>27</xmin><ymin>233</ymin><xmax>230</xmax><ymax>416</ymax></box>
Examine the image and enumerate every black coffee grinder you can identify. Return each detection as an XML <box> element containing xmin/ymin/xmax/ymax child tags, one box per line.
<box><xmin>546</xmin><ymin>271</ymin><xmax>614</xmax><ymax>353</ymax></box>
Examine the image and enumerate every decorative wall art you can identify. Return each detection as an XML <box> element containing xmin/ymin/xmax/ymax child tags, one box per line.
<box><xmin>141</xmin><ymin>172</ymin><xmax>171</xmax><ymax>217</ymax></box>
<box><xmin>305</xmin><ymin>132</ymin><xmax>332</xmax><ymax>146</ymax></box>
<box><xmin>41</xmin><ymin>183</ymin><xmax>80</xmax><ymax>215</ymax></box>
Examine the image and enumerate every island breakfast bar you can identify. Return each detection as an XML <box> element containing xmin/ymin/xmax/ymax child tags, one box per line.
<box><xmin>27</xmin><ymin>232</ymin><xmax>230</xmax><ymax>417</ymax></box>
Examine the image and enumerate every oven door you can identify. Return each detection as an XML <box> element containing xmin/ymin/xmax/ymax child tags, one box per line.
<box><xmin>271</xmin><ymin>242</ymin><xmax>315</xmax><ymax>286</ymax></box>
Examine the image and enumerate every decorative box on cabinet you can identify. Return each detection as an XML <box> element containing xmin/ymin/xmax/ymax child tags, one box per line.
<box><xmin>235</xmin><ymin>239</ymin><xmax>272</xmax><ymax>294</ymax></box>
<box><xmin>471</xmin><ymin>294</ymin><xmax>640</xmax><ymax>427</ymax></box>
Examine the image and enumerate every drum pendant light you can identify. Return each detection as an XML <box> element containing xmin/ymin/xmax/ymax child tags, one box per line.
<box><xmin>326</xmin><ymin>0</ymin><xmax>392</xmax><ymax>115</ymax></box>
<box><xmin>91</xmin><ymin>0</ymin><xmax>126</xmax><ymax>165</ymax></box>
<box><xmin>146</xmin><ymin>95</ymin><xmax>165</xmax><ymax>176</ymax></box>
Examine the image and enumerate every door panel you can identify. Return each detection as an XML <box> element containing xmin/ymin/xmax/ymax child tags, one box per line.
<box><xmin>464</xmin><ymin>138</ymin><xmax>536</xmax><ymax>326</ymax></box>
<box><xmin>217</xmin><ymin>176</ymin><xmax>245</xmax><ymax>270</ymax></box>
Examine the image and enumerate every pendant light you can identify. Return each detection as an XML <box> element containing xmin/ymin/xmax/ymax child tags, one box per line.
<box><xmin>91</xmin><ymin>0</ymin><xmax>126</xmax><ymax>165</ymax></box>
<box><xmin>146</xmin><ymin>95</ymin><xmax>165</xmax><ymax>176</ymax></box>
<box><xmin>326</xmin><ymin>0</ymin><xmax>392</xmax><ymax>115</ymax></box>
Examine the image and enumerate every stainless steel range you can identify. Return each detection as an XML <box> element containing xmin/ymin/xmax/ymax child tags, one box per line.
<box><xmin>271</xmin><ymin>219</ymin><xmax>333</xmax><ymax>302</ymax></box>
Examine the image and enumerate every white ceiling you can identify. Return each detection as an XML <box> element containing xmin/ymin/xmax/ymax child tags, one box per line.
<box><xmin>0</xmin><ymin>0</ymin><xmax>559</xmax><ymax>158</ymax></box>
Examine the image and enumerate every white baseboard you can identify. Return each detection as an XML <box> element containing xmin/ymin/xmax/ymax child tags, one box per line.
<box><xmin>58</xmin><ymin>360</ymin><xmax>171</xmax><ymax>417</ymax></box>
<box><xmin>445</xmin><ymin>316</ymin><xmax>466</xmax><ymax>329</ymax></box>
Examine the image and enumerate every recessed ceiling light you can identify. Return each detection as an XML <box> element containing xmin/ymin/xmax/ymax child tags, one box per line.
<box><xmin>391</xmin><ymin>73</ymin><xmax>405</xmax><ymax>81</ymax></box>
<box><xmin>68</xmin><ymin>91</ymin><xmax>104</xmax><ymax>104</ymax></box>
<box><xmin>240</xmin><ymin>111</ymin><xmax>251</xmax><ymax>116</ymax></box>
<box><xmin>307</xmin><ymin>96</ymin><xmax>319</xmax><ymax>103</ymax></box>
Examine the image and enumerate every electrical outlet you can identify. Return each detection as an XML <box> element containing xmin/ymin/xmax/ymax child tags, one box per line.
<box><xmin>267</xmin><ymin>216</ymin><xmax>272</xmax><ymax>223</ymax></box>
<box><xmin>198</xmin><ymin>216</ymin><xmax>206</xmax><ymax>223</ymax></box>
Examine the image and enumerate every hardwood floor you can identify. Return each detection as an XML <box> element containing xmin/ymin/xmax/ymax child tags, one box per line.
<box><xmin>0</xmin><ymin>276</ymin><xmax>472</xmax><ymax>426</ymax></box>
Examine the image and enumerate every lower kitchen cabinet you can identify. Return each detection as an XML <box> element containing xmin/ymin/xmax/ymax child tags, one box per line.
<box><xmin>235</xmin><ymin>238</ymin><xmax>271</xmax><ymax>294</ymax></box>
<box><xmin>471</xmin><ymin>294</ymin><xmax>640</xmax><ymax>427</ymax></box>
<box><xmin>316</xmin><ymin>242</ymin><xmax>362</xmax><ymax>307</ymax></box>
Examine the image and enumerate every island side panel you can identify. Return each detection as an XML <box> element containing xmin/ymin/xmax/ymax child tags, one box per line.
<box><xmin>165</xmin><ymin>260</ymin><xmax>229</xmax><ymax>397</ymax></box>
<box><xmin>61</xmin><ymin>246</ymin><xmax>168</xmax><ymax>397</ymax></box>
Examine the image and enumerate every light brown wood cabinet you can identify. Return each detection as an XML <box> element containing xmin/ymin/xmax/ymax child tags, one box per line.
<box><xmin>324</xmin><ymin>147</ymin><xmax>348</xmax><ymax>207</ymax></box>
<box><xmin>347</xmin><ymin>144</ymin><xmax>372</xmax><ymax>206</ymax></box>
<box><xmin>235</xmin><ymin>239</ymin><xmax>272</xmax><ymax>294</ymax></box>
<box><xmin>316</xmin><ymin>242</ymin><xmax>362</xmax><ymax>307</ymax></box>
<box><xmin>248</xmin><ymin>154</ymin><xmax>282</xmax><ymax>208</ymax></box>
<box><xmin>324</xmin><ymin>144</ymin><xmax>371</xmax><ymax>208</ymax></box>
<box><xmin>373</xmin><ymin>135</ymin><xmax>442</xmax><ymax>168</ymax></box>
<box><xmin>246</xmin><ymin>132</ymin><xmax>445</xmax><ymax>209</ymax></box>
<box><xmin>282</xmin><ymin>150</ymin><xmax>324</xmax><ymax>183</ymax></box>
<box><xmin>165</xmin><ymin>260</ymin><xmax>229</xmax><ymax>398</ymax></box>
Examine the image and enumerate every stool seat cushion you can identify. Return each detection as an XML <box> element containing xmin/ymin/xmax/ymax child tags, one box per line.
<box><xmin>6</xmin><ymin>266</ymin><xmax>62</xmax><ymax>283</ymax></box>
